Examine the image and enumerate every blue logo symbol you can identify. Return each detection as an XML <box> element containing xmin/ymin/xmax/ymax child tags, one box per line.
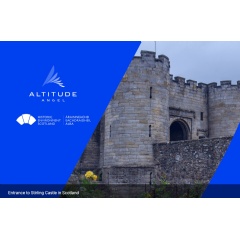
<box><xmin>42</xmin><ymin>66</ymin><xmax>65</xmax><ymax>88</ymax></box>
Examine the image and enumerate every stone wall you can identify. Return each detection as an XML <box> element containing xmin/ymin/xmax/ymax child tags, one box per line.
<box><xmin>153</xmin><ymin>137</ymin><xmax>231</xmax><ymax>184</ymax></box>
<box><xmin>169</xmin><ymin>77</ymin><xmax>208</xmax><ymax>139</ymax></box>
<box><xmin>74</xmin><ymin>122</ymin><xmax>101</xmax><ymax>173</ymax></box>
<box><xmin>208</xmin><ymin>81</ymin><xmax>240</xmax><ymax>138</ymax></box>
<box><xmin>102</xmin><ymin>166</ymin><xmax>155</xmax><ymax>184</ymax></box>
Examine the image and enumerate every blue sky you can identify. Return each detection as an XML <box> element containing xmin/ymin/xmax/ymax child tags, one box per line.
<box><xmin>136</xmin><ymin>41</ymin><xmax>240</xmax><ymax>84</ymax></box>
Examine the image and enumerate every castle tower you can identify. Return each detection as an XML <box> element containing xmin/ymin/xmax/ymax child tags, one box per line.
<box><xmin>208</xmin><ymin>81</ymin><xmax>240</xmax><ymax>138</ymax></box>
<box><xmin>101</xmin><ymin>51</ymin><xmax>170</xmax><ymax>183</ymax></box>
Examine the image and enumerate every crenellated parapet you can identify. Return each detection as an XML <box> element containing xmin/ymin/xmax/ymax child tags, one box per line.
<box><xmin>171</xmin><ymin>76</ymin><xmax>208</xmax><ymax>91</ymax></box>
<box><xmin>133</xmin><ymin>51</ymin><xmax>170</xmax><ymax>71</ymax></box>
<box><xmin>170</xmin><ymin>76</ymin><xmax>240</xmax><ymax>94</ymax></box>
<box><xmin>208</xmin><ymin>80</ymin><xmax>240</xmax><ymax>90</ymax></box>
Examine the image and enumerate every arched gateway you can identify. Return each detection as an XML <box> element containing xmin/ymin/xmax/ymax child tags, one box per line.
<box><xmin>170</xmin><ymin>120</ymin><xmax>190</xmax><ymax>141</ymax></box>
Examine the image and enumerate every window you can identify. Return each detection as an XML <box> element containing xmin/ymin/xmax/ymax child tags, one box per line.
<box><xmin>150</xmin><ymin>87</ymin><xmax>152</xmax><ymax>99</ymax></box>
<box><xmin>110</xmin><ymin>125</ymin><xmax>111</xmax><ymax>137</ymax></box>
<box><xmin>149</xmin><ymin>125</ymin><xmax>151</xmax><ymax>137</ymax></box>
<box><xmin>201</xmin><ymin>112</ymin><xmax>203</xmax><ymax>121</ymax></box>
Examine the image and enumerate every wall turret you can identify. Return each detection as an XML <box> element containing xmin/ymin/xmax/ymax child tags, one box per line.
<box><xmin>208</xmin><ymin>80</ymin><xmax>240</xmax><ymax>137</ymax></box>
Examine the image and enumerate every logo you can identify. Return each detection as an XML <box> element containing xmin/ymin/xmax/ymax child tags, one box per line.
<box><xmin>28</xmin><ymin>66</ymin><xmax>77</xmax><ymax>103</ymax></box>
<box><xmin>16</xmin><ymin>114</ymin><xmax>36</xmax><ymax>125</ymax></box>
<box><xmin>42</xmin><ymin>66</ymin><xmax>65</xmax><ymax>88</ymax></box>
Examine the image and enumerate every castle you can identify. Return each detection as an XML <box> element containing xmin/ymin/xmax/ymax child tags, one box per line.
<box><xmin>72</xmin><ymin>50</ymin><xmax>240</xmax><ymax>185</ymax></box>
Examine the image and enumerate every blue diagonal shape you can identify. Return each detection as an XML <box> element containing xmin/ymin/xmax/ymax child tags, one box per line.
<box><xmin>203</xmin><ymin>124</ymin><xmax>240</xmax><ymax>197</ymax></box>
<box><xmin>0</xmin><ymin>41</ymin><xmax>141</xmax><ymax>197</ymax></box>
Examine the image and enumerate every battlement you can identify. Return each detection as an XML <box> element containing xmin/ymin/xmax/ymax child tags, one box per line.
<box><xmin>171</xmin><ymin>75</ymin><xmax>240</xmax><ymax>91</ymax></box>
<box><xmin>208</xmin><ymin>80</ymin><xmax>240</xmax><ymax>90</ymax></box>
<box><xmin>133</xmin><ymin>50</ymin><xmax>170</xmax><ymax>70</ymax></box>
<box><xmin>134</xmin><ymin>51</ymin><xmax>240</xmax><ymax>93</ymax></box>
<box><xmin>138</xmin><ymin>50</ymin><xmax>169</xmax><ymax>61</ymax></box>
<box><xmin>171</xmin><ymin>76</ymin><xmax>208</xmax><ymax>90</ymax></box>
<box><xmin>139</xmin><ymin>50</ymin><xmax>155</xmax><ymax>59</ymax></box>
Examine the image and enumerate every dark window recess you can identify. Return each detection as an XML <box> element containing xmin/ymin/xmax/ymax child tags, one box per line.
<box><xmin>201</xmin><ymin>112</ymin><xmax>204</xmax><ymax>121</ymax></box>
<box><xmin>150</xmin><ymin>87</ymin><xmax>152</xmax><ymax>99</ymax></box>
<box><xmin>149</xmin><ymin>125</ymin><xmax>152</xmax><ymax>137</ymax></box>
<box><xmin>110</xmin><ymin>125</ymin><xmax>111</xmax><ymax>137</ymax></box>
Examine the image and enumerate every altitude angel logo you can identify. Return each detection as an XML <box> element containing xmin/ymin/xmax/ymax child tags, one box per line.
<box><xmin>42</xmin><ymin>66</ymin><xmax>65</xmax><ymax>88</ymax></box>
<box><xmin>28</xmin><ymin>65</ymin><xmax>77</xmax><ymax>102</ymax></box>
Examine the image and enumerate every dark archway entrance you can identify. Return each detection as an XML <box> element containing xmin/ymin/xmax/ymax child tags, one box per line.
<box><xmin>170</xmin><ymin>120</ymin><xmax>189</xmax><ymax>142</ymax></box>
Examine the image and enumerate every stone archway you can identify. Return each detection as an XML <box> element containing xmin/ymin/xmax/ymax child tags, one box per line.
<box><xmin>170</xmin><ymin>120</ymin><xmax>190</xmax><ymax>142</ymax></box>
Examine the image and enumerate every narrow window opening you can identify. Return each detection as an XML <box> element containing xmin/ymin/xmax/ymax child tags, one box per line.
<box><xmin>149</xmin><ymin>125</ymin><xmax>152</xmax><ymax>137</ymax></box>
<box><xmin>150</xmin><ymin>87</ymin><xmax>152</xmax><ymax>99</ymax></box>
<box><xmin>201</xmin><ymin>112</ymin><xmax>204</xmax><ymax>121</ymax></box>
<box><xmin>110</xmin><ymin>125</ymin><xmax>111</xmax><ymax>137</ymax></box>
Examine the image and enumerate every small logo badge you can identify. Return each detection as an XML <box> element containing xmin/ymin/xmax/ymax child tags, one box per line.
<box><xmin>16</xmin><ymin>114</ymin><xmax>36</xmax><ymax>125</ymax></box>
<box><xmin>42</xmin><ymin>66</ymin><xmax>65</xmax><ymax>88</ymax></box>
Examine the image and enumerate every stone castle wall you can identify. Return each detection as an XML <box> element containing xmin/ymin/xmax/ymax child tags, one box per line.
<box><xmin>75</xmin><ymin>122</ymin><xmax>101</xmax><ymax>172</ymax></box>
<box><xmin>208</xmin><ymin>81</ymin><xmax>240</xmax><ymax>138</ymax></box>
<box><xmin>90</xmin><ymin>137</ymin><xmax>231</xmax><ymax>185</ymax></box>
<box><xmin>101</xmin><ymin>166</ymin><xmax>154</xmax><ymax>184</ymax></box>
<box><xmin>169</xmin><ymin>77</ymin><xmax>208</xmax><ymax>139</ymax></box>
<box><xmin>153</xmin><ymin>137</ymin><xmax>231</xmax><ymax>184</ymax></box>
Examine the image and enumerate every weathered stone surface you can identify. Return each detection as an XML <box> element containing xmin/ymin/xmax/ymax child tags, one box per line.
<box><xmin>74</xmin><ymin>122</ymin><xmax>101</xmax><ymax>173</ymax></box>
<box><xmin>153</xmin><ymin>137</ymin><xmax>231</xmax><ymax>184</ymax></box>
<box><xmin>102</xmin><ymin>166</ymin><xmax>155</xmax><ymax>184</ymax></box>
<box><xmin>67</xmin><ymin>173</ymin><xmax>80</xmax><ymax>184</ymax></box>
<box><xmin>208</xmin><ymin>83</ymin><xmax>240</xmax><ymax>138</ymax></box>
